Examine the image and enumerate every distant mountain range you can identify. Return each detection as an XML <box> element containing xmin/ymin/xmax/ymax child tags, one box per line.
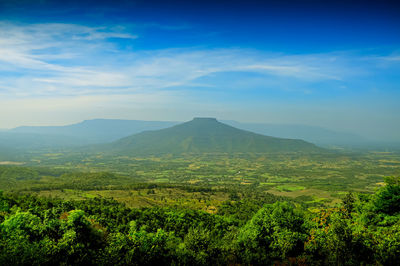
<box><xmin>100</xmin><ymin>118</ymin><xmax>322</xmax><ymax>155</ymax></box>
<box><xmin>10</xmin><ymin>119</ymin><xmax>177</xmax><ymax>144</ymax></box>
<box><xmin>4</xmin><ymin>118</ymin><xmax>369</xmax><ymax>147</ymax></box>
<box><xmin>0</xmin><ymin>118</ymin><xmax>398</xmax><ymax>153</ymax></box>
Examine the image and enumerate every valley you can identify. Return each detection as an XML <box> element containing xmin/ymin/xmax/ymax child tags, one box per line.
<box><xmin>1</xmin><ymin>119</ymin><xmax>399</xmax><ymax>210</ymax></box>
<box><xmin>2</xmin><ymin>149</ymin><xmax>399</xmax><ymax>209</ymax></box>
<box><xmin>1</xmin><ymin>118</ymin><xmax>399</xmax><ymax>265</ymax></box>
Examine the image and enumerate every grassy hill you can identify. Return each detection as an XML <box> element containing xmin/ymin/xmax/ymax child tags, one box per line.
<box><xmin>106</xmin><ymin>118</ymin><xmax>322</xmax><ymax>155</ymax></box>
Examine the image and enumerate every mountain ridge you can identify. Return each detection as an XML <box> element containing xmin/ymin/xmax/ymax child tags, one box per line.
<box><xmin>104</xmin><ymin>118</ymin><xmax>322</xmax><ymax>155</ymax></box>
<box><xmin>8</xmin><ymin>118</ymin><xmax>367</xmax><ymax>147</ymax></box>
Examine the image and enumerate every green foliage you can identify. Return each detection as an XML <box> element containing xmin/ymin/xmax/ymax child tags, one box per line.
<box><xmin>1</xmin><ymin>211</ymin><xmax>42</xmax><ymax>239</ymax></box>
<box><xmin>0</xmin><ymin>189</ymin><xmax>399</xmax><ymax>265</ymax></box>
<box><xmin>57</xmin><ymin>210</ymin><xmax>106</xmax><ymax>264</ymax></box>
<box><xmin>373</xmin><ymin>222</ymin><xmax>400</xmax><ymax>265</ymax></box>
<box><xmin>305</xmin><ymin>190</ymin><xmax>400</xmax><ymax>266</ymax></box>
<box><xmin>0</xmin><ymin>166</ymin><xmax>39</xmax><ymax>181</ymax></box>
<box><xmin>218</xmin><ymin>199</ymin><xmax>265</xmax><ymax>225</ymax></box>
<box><xmin>342</xmin><ymin>192</ymin><xmax>355</xmax><ymax>217</ymax></box>
<box><xmin>374</xmin><ymin>176</ymin><xmax>400</xmax><ymax>215</ymax></box>
<box><xmin>0</xmin><ymin>211</ymin><xmax>54</xmax><ymax>265</ymax></box>
<box><xmin>237</xmin><ymin>201</ymin><xmax>307</xmax><ymax>264</ymax></box>
<box><xmin>0</xmin><ymin>165</ymin><xmax>400</xmax><ymax>265</ymax></box>
<box><xmin>183</xmin><ymin>227</ymin><xmax>211</xmax><ymax>264</ymax></box>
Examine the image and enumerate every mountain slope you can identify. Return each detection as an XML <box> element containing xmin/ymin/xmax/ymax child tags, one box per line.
<box><xmin>107</xmin><ymin>118</ymin><xmax>322</xmax><ymax>155</ymax></box>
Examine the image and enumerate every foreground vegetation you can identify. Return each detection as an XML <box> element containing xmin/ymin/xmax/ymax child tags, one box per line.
<box><xmin>0</xmin><ymin>151</ymin><xmax>399</xmax><ymax>264</ymax></box>
<box><xmin>0</xmin><ymin>176</ymin><xmax>399</xmax><ymax>265</ymax></box>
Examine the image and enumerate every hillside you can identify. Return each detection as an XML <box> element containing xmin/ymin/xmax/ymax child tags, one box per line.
<box><xmin>107</xmin><ymin>117</ymin><xmax>322</xmax><ymax>155</ymax></box>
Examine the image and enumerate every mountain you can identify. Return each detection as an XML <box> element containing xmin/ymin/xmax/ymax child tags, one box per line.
<box><xmin>7</xmin><ymin>118</ymin><xmax>376</xmax><ymax>151</ymax></box>
<box><xmin>105</xmin><ymin>118</ymin><xmax>322</xmax><ymax>155</ymax></box>
<box><xmin>222</xmin><ymin>120</ymin><xmax>365</xmax><ymax>146</ymax></box>
<box><xmin>9</xmin><ymin>118</ymin><xmax>367</xmax><ymax>148</ymax></box>
<box><xmin>11</xmin><ymin>119</ymin><xmax>178</xmax><ymax>144</ymax></box>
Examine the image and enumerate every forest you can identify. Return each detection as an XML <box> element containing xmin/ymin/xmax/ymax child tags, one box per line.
<box><xmin>0</xmin><ymin>175</ymin><xmax>399</xmax><ymax>265</ymax></box>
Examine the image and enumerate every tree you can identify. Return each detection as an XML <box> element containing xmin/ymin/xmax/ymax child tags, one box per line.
<box><xmin>56</xmin><ymin>210</ymin><xmax>106</xmax><ymax>264</ymax></box>
<box><xmin>237</xmin><ymin>201</ymin><xmax>307</xmax><ymax>264</ymax></box>
<box><xmin>342</xmin><ymin>192</ymin><xmax>355</xmax><ymax>218</ymax></box>
<box><xmin>374</xmin><ymin>176</ymin><xmax>400</xmax><ymax>215</ymax></box>
<box><xmin>0</xmin><ymin>211</ymin><xmax>54</xmax><ymax>265</ymax></box>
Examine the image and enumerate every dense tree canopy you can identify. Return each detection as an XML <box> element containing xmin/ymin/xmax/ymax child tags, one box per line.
<box><xmin>0</xmin><ymin>176</ymin><xmax>399</xmax><ymax>265</ymax></box>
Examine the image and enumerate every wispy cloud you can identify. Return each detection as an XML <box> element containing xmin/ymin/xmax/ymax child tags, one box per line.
<box><xmin>0</xmin><ymin>22</ymin><xmax>366</xmax><ymax>99</ymax></box>
<box><xmin>138</xmin><ymin>22</ymin><xmax>192</xmax><ymax>31</ymax></box>
<box><xmin>380</xmin><ymin>55</ymin><xmax>400</xmax><ymax>62</ymax></box>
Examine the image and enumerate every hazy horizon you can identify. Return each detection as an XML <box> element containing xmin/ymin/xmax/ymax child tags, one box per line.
<box><xmin>1</xmin><ymin>0</ymin><xmax>399</xmax><ymax>142</ymax></box>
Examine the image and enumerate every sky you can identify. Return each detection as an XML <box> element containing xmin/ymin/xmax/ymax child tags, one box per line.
<box><xmin>0</xmin><ymin>0</ymin><xmax>399</xmax><ymax>141</ymax></box>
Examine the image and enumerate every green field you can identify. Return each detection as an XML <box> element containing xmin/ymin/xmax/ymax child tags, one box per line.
<box><xmin>1</xmin><ymin>150</ymin><xmax>399</xmax><ymax>208</ymax></box>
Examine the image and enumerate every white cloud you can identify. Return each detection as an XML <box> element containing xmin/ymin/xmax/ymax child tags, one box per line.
<box><xmin>239</xmin><ymin>64</ymin><xmax>341</xmax><ymax>80</ymax></box>
<box><xmin>0</xmin><ymin>22</ymin><xmax>356</xmax><ymax>99</ymax></box>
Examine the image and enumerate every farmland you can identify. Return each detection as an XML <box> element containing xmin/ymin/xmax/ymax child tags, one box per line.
<box><xmin>1</xmin><ymin>150</ymin><xmax>399</xmax><ymax>210</ymax></box>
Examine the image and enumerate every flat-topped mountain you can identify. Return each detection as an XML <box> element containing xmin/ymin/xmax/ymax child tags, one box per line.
<box><xmin>106</xmin><ymin>117</ymin><xmax>322</xmax><ymax>155</ymax></box>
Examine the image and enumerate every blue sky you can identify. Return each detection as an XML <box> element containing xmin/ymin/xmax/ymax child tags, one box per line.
<box><xmin>0</xmin><ymin>0</ymin><xmax>399</xmax><ymax>141</ymax></box>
